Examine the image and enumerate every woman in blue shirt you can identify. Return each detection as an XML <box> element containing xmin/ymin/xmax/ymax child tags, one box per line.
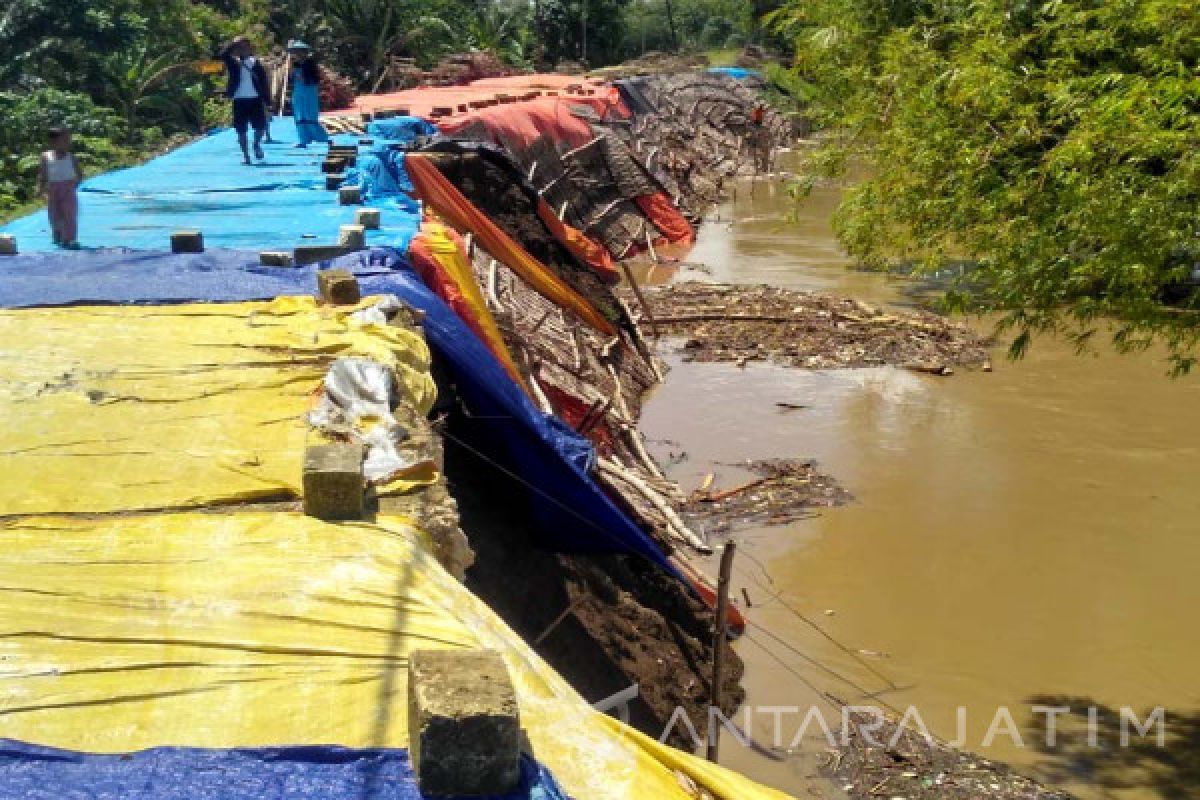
<box><xmin>287</xmin><ymin>41</ymin><xmax>329</xmax><ymax>147</ymax></box>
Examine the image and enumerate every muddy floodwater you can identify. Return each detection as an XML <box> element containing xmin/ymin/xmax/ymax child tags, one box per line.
<box><xmin>643</xmin><ymin>172</ymin><xmax>1200</xmax><ymax>799</ymax></box>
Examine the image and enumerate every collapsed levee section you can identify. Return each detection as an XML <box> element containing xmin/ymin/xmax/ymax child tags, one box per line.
<box><xmin>612</xmin><ymin>72</ymin><xmax>798</xmax><ymax>220</ymax></box>
<box><xmin>401</xmin><ymin>145</ymin><xmax>757</xmax><ymax>741</ymax></box>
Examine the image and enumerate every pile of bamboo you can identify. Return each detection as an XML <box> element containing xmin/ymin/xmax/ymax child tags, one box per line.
<box><xmin>461</xmin><ymin>234</ymin><xmax>711</xmax><ymax>553</ymax></box>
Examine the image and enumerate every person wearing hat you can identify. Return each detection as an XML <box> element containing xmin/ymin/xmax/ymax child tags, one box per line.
<box><xmin>219</xmin><ymin>35</ymin><xmax>272</xmax><ymax>164</ymax></box>
<box><xmin>287</xmin><ymin>40</ymin><xmax>329</xmax><ymax>147</ymax></box>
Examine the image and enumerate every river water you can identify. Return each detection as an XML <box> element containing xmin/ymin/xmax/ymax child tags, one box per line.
<box><xmin>641</xmin><ymin>171</ymin><xmax>1200</xmax><ymax>799</ymax></box>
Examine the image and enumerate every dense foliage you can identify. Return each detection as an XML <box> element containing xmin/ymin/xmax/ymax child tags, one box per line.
<box><xmin>0</xmin><ymin>0</ymin><xmax>765</xmax><ymax>217</ymax></box>
<box><xmin>773</xmin><ymin>0</ymin><xmax>1200</xmax><ymax>371</ymax></box>
<box><xmin>0</xmin><ymin>0</ymin><xmax>535</xmax><ymax>215</ymax></box>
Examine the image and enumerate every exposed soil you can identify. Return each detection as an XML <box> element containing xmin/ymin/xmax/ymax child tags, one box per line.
<box><xmin>634</xmin><ymin>282</ymin><xmax>993</xmax><ymax>372</ymax></box>
<box><xmin>685</xmin><ymin>458</ymin><xmax>851</xmax><ymax>534</ymax></box>
<box><xmin>439</xmin><ymin>400</ymin><xmax>741</xmax><ymax>750</ymax></box>
<box><xmin>829</xmin><ymin>708</ymin><xmax>1072</xmax><ymax>800</ymax></box>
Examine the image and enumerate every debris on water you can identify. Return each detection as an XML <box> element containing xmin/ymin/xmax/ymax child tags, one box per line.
<box><xmin>829</xmin><ymin>708</ymin><xmax>1072</xmax><ymax>800</ymax></box>
<box><xmin>685</xmin><ymin>458</ymin><xmax>850</xmax><ymax>532</ymax></box>
<box><xmin>630</xmin><ymin>282</ymin><xmax>993</xmax><ymax>371</ymax></box>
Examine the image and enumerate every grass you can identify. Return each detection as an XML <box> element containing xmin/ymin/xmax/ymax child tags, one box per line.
<box><xmin>704</xmin><ymin>48</ymin><xmax>742</xmax><ymax>67</ymax></box>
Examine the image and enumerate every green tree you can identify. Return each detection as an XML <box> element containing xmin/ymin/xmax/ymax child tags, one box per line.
<box><xmin>775</xmin><ymin>0</ymin><xmax>1200</xmax><ymax>372</ymax></box>
<box><xmin>540</xmin><ymin>0</ymin><xmax>632</xmax><ymax>66</ymax></box>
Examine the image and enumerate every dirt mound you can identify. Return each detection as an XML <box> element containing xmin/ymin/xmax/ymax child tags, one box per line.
<box><xmin>635</xmin><ymin>282</ymin><xmax>993</xmax><ymax>372</ymax></box>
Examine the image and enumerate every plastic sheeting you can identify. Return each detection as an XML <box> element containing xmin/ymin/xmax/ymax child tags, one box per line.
<box><xmin>0</xmin><ymin>512</ymin><xmax>791</xmax><ymax>800</ymax></box>
<box><xmin>0</xmin><ymin>297</ymin><xmax>436</xmax><ymax>515</ymax></box>
<box><xmin>348</xmin><ymin>79</ymin><xmax>620</xmax><ymax>127</ymax></box>
<box><xmin>0</xmin><ymin>742</ymin><xmax>566</xmax><ymax>800</ymax></box>
<box><xmin>0</xmin><ymin>126</ymin><xmax>421</xmax><ymax>253</ymax></box>
<box><xmin>421</xmin><ymin>138</ymin><xmax>620</xmax><ymax>284</ymax></box>
<box><xmin>408</xmin><ymin>221</ymin><xmax>526</xmax><ymax>385</ymax></box>
<box><xmin>405</xmin><ymin>154</ymin><xmax>617</xmax><ymax>335</ymax></box>
<box><xmin>366</xmin><ymin>116</ymin><xmax>439</xmax><ymax>142</ymax></box>
<box><xmin>635</xmin><ymin>192</ymin><xmax>695</xmax><ymax>245</ymax></box>
<box><xmin>0</xmin><ymin>245</ymin><xmax>672</xmax><ymax>566</ymax></box>
<box><xmin>708</xmin><ymin>66</ymin><xmax>762</xmax><ymax>80</ymax></box>
<box><xmin>436</xmin><ymin>94</ymin><xmax>623</xmax><ymax>149</ymax></box>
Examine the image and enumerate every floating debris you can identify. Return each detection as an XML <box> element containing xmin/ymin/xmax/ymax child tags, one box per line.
<box><xmin>685</xmin><ymin>458</ymin><xmax>850</xmax><ymax>532</ymax></box>
<box><xmin>830</xmin><ymin>708</ymin><xmax>1072</xmax><ymax>800</ymax></box>
<box><xmin>632</xmin><ymin>282</ymin><xmax>993</xmax><ymax>372</ymax></box>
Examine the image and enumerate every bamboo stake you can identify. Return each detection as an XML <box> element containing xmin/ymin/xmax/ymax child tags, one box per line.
<box><xmin>597</xmin><ymin>458</ymin><xmax>709</xmax><ymax>552</ymax></box>
<box><xmin>486</xmin><ymin>259</ymin><xmax>502</xmax><ymax>310</ymax></box>
<box><xmin>707</xmin><ymin>541</ymin><xmax>737</xmax><ymax>762</ymax></box>
<box><xmin>605</xmin><ymin>362</ymin><xmax>667</xmax><ymax>483</ymax></box>
<box><xmin>617</xmin><ymin>260</ymin><xmax>660</xmax><ymax>338</ymax></box>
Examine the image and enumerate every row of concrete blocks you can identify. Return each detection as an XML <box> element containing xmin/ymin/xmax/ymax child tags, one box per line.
<box><xmin>305</xmin><ymin>277</ymin><xmax>521</xmax><ymax>795</ymax></box>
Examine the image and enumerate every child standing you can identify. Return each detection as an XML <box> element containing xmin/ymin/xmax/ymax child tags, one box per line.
<box><xmin>38</xmin><ymin>128</ymin><xmax>81</xmax><ymax>249</ymax></box>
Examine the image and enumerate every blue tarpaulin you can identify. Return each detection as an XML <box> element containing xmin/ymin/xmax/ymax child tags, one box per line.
<box><xmin>708</xmin><ymin>66</ymin><xmax>761</xmax><ymax>80</ymax></box>
<box><xmin>1</xmin><ymin>123</ymin><xmax>421</xmax><ymax>253</ymax></box>
<box><xmin>0</xmin><ymin>740</ymin><xmax>567</xmax><ymax>800</ymax></box>
<box><xmin>367</xmin><ymin>117</ymin><xmax>439</xmax><ymax>142</ymax></box>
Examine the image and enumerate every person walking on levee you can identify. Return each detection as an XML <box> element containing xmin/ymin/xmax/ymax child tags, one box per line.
<box><xmin>220</xmin><ymin>35</ymin><xmax>272</xmax><ymax>165</ymax></box>
<box><xmin>286</xmin><ymin>40</ymin><xmax>329</xmax><ymax>148</ymax></box>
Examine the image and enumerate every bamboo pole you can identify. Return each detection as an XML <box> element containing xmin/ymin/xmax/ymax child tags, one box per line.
<box><xmin>707</xmin><ymin>541</ymin><xmax>737</xmax><ymax>762</ymax></box>
<box><xmin>597</xmin><ymin>458</ymin><xmax>709</xmax><ymax>552</ymax></box>
<box><xmin>617</xmin><ymin>259</ymin><xmax>660</xmax><ymax>338</ymax></box>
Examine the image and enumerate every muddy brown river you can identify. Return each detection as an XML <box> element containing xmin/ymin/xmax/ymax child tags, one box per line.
<box><xmin>642</xmin><ymin>171</ymin><xmax>1200</xmax><ymax>799</ymax></box>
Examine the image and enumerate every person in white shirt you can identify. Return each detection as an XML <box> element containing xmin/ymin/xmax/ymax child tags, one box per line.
<box><xmin>37</xmin><ymin>128</ymin><xmax>81</xmax><ymax>248</ymax></box>
<box><xmin>220</xmin><ymin>36</ymin><xmax>272</xmax><ymax>165</ymax></box>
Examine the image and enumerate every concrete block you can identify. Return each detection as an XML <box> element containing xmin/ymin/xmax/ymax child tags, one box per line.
<box><xmin>170</xmin><ymin>230</ymin><xmax>204</xmax><ymax>253</ymax></box>
<box><xmin>355</xmin><ymin>208</ymin><xmax>382</xmax><ymax>230</ymax></box>
<box><xmin>325</xmin><ymin>173</ymin><xmax>345</xmax><ymax>191</ymax></box>
<box><xmin>408</xmin><ymin>649</ymin><xmax>520</xmax><ymax>797</ymax></box>
<box><xmin>259</xmin><ymin>250</ymin><xmax>294</xmax><ymax>267</ymax></box>
<box><xmin>322</xmin><ymin>157</ymin><xmax>347</xmax><ymax>174</ymax></box>
<box><xmin>318</xmin><ymin>268</ymin><xmax>361</xmax><ymax>305</ymax></box>
<box><xmin>338</xmin><ymin>224</ymin><xmax>366</xmax><ymax>249</ymax></box>
<box><xmin>338</xmin><ymin>186</ymin><xmax>362</xmax><ymax>206</ymax></box>
<box><xmin>0</xmin><ymin>234</ymin><xmax>16</xmax><ymax>255</ymax></box>
<box><xmin>294</xmin><ymin>245</ymin><xmax>353</xmax><ymax>266</ymax></box>
<box><xmin>302</xmin><ymin>443</ymin><xmax>364</xmax><ymax>520</ymax></box>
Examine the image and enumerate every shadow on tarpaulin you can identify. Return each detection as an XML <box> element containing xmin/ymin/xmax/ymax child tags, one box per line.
<box><xmin>0</xmin><ymin>245</ymin><xmax>676</xmax><ymax>574</ymax></box>
<box><xmin>0</xmin><ymin>125</ymin><xmax>421</xmax><ymax>253</ymax></box>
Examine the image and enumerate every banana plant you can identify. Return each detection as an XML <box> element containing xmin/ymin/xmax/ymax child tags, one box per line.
<box><xmin>96</xmin><ymin>45</ymin><xmax>192</xmax><ymax>141</ymax></box>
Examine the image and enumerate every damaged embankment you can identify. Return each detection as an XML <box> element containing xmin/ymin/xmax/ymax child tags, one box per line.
<box><xmin>416</xmin><ymin>70</ymin><xmax>1071</xmax><ymax>800</ymax></box>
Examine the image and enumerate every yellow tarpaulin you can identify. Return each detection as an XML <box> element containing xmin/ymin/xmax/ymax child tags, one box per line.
<box><xmin>0</xmin><ymin>512</ymin><xmax>791</xmax><ymax>800</ymax></box>
<box><xmin>0</xmin><ymin>298</ymin><xmax>437</xmax><ymax>516</ymax></box>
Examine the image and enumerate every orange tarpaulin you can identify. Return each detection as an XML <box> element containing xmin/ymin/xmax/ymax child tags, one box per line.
<box><xmin>344</xmin><ymin>77</ymin><xmax>622</xmax><ymax>132</ymax></box>
<box><xmin>536</xmin><ymin>198</ymin><xmax>620</xmax><ymax>284</ymax></box>
<box><xmin>405</xmin><ymin>153</ymin><xmax>617</xmax><ymax>337</ymax></box>
<box><xmin>635</xmin><ymin>192</ymin><xmax>694</xmax><ymax>245</ymax></box>
<box><xmin>408</xmin><ymin>221</ymin><xmax>527</xmax><ymax>388</ymax></box>
<box><xmin>436</xmin><ymin>94</ymin><xmax>623</xmax><ymax>149</ymax></box>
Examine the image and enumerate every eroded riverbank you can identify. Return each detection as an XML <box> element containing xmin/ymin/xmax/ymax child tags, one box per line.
<box><xmin>642</xmin><ymin>174</ymin><xmax>1200</xmax><ymax>799</ymax></box>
